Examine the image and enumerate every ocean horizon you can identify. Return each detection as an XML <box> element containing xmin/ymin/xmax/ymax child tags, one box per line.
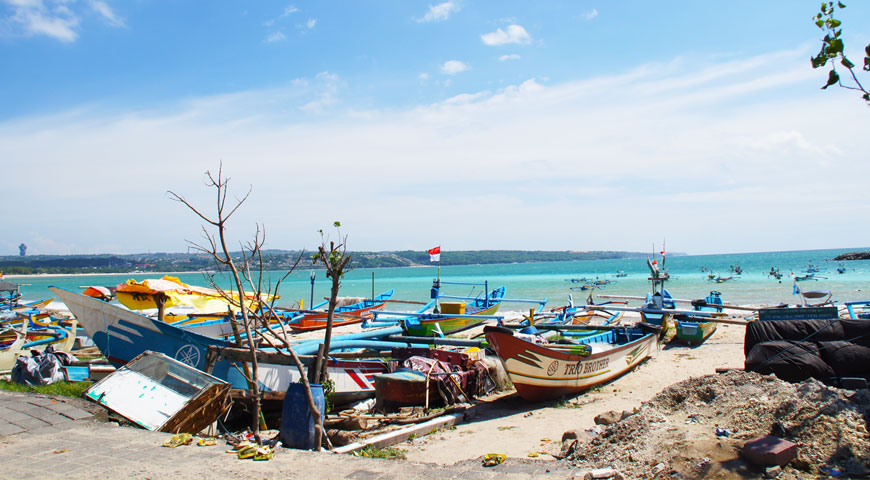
<box><xmin>8</xmin><ymin>247</ymin><xmax>870</xmax><ymax>313</ymax></box>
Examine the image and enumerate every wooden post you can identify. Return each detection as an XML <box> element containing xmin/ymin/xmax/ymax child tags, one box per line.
<box><xmin>154</xmin><ymin>293</ymin><xmax>167</xmax><ymax>323</ymax></box>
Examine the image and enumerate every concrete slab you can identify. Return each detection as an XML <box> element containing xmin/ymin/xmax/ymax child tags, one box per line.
<box><xmin>9</xmin><ymin>417</ymin><xmax>49</xmax><ymax>430</ymax></box>
<box><xmin>0</xmin><ymin>423</ymin><xmax>25</xmax><ymax>435</ymax></box>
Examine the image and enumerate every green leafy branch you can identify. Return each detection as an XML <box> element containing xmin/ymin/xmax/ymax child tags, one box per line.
<box><xmin>811</xmin><ymin>2</ymin><xmax>869</xmax><ymax>104</ymax></box>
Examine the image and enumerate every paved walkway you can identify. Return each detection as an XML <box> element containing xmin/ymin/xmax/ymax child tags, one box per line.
<box><xmin>0</xmin><ymin>390</ymin><xmax>580</xmax><ymax>479</ymax></box>
<box><xmin>0</xmin><ymin>390</ymin><xmax>94</xmax><ymax>436</ymax></box>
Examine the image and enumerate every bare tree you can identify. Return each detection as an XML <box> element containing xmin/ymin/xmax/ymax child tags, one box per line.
<box><xmin>311</xmin><ymin>222</ymin><xmax>352</xmax><ymax>385</ymax></box>
<box><xmin>168</xmin><ymin>164</ymin><xmax>325</xmax><ymax>449</ymax></box>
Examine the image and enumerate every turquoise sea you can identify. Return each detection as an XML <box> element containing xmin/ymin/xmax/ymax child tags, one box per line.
<box><xmin>8</xmin><ymin>248</ymin><xmax>870</xmax><ymax>315</ymax></box>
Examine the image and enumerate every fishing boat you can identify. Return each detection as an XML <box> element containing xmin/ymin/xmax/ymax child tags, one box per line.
<box><xmin>282</xmin><ymin>290</ymin><xmax>394</xmax><ymax>332</ymax></box>
<box><xmin>845</xmin><ymin>300</ymin><xmax>870</xmax><ymax>319</ymax></box>
<box><xmin>615</xmin><ymin>271</ymin><xmax>628</xmax><ymax>278</ymax></box>
<box><xmin>483</xmin><ymin>324</ymin><xmax>657</xmax><ymax>402</ymax></box>
<box><xmin>792</xmin><ymin>283</ymin><xmax>834</xmax><ymax>307</ymax></box>
<box><xmin>399</xmin><ymin>281</ymin><xmax>506</xmax><ymax>336</ymax></box>
<box><xmin>0</xmin><ymin>317</ymin><xmax>78</xmax><ymax>372</ymax></box>
<box><xmin>50</xmin><ymin>287</ymin><xmax>411</xmax><ymax>404</ymax></box>
<box><xmin>114</xmin><ymin>275</ymin><xmax>276</xmax><ymax>315</ymax></box>
<box><xmin>672</xmin><ymin>291</ymin><xmax>722</xmax><ymax>345</ymax></box>
<box><xmin>531</xmin><ymin>296</ymin><xmax>624</xmax><ymax>327</ymax></box>
<box><xmin>367</xmin><ymin>280</ymin><xmax>503</xmax><ymax>336</ymax></box>
<box><xmin>768</xmin><ymin>267</ymin><xmax>783</xmax><ymax>280</ymax></box>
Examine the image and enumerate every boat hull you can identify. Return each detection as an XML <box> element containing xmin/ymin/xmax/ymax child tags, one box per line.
<box><xmin>406</xmin><ymin>303</ymin><xmax>501</xmax><ymax>336</ymax></box>
<box><xmin>50</xmin><ymin>287</ymin><xmax>390</xmax><ymax>401</ymax></box>
<box><xmin>289</xmin><ymin>291</ymin><xmax>393</xmax><ymax>332</ymax></box>
<box><xmin>484</xmin><ymin>325</ymin><xmax>656</xmax><ymax>402</ymax></box>
<box><xmin>673</xmin><ymin>318</ymin><xmax>717</xmax><ymax>345</ymax></box>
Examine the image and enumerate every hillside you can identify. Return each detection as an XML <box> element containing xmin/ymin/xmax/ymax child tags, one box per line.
<box><xmin>0</xmin><ymin>249</ymin><xmax>664</xmax><ymax>275</ymax></box>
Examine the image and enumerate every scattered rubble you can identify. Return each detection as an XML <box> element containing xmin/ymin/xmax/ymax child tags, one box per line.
<box><xmin>566</xmin><ymin>370</ymin><xmax>869</xmax><ymax>479</ymax></box>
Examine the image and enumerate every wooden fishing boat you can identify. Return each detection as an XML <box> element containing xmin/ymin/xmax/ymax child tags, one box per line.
<box><xmin>114</xmin><ymin>275</ymin><xmax>276</xmax><ymax>314</ymax></box>
<box><xmin>285</xmin><ymin>290</ymin><xmax>394</xmax><ymax>332</ymax></box>
<box><xmin>365</xmin><ymin>280</ymin><xmax>512</xmax><ymax>337</ymax></box>
<box><xmin>0</xmin><ymin>319</ymin><xmax>77</xmax><ymax>372</ymax></box>
<box><xmin>50</xmin><ymin>287</ymin><xmax>399</xmax><ymax>404</ymax></box>
<box><xmin>403</xmin><ymin>285</ymin><xmax>506</xmax><ymax>336</ymax></box>
<box><xmin>672</xmin><ymin>291</ymin><xmax>722</xmax><ymax>345</ymax></box>
<box><xmin>483</xmin><ymin>324</ymin><xmax>656</xmax><ymax>402</ymax></box>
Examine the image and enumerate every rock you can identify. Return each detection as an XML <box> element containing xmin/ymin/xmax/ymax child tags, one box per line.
<box><xmin>594</xmin><ymin>411</ymin><xmax>622</xmax><ymax>426</ymax></box>
<box><xmin>833</xmin><ymin>252</ymin><xmax>870</xmax><ymax>261</ymax></box>
<box><xmin>790</xmin><ymin>456</ymin><xmax>815</xmax><ymax>473</ymax></box>
<box><xmin>763</xmin><ymin>465</ymin><xmax>782</xmax><ymax>479</ymax></box>
<box><xmin>620</xmin><ymin>408</ymin><xmax>639</xmax><ymax>420</ymax></box>
<box><xmin>562</xmin><ymin>430</ymin><xmax>581</xmax><ymax>442</ymax></box>
<box><xmin>559</xmin><ymin>439</ymin><xmax>578</xmax><ymax>459</ymax></box>
<box><xmin>651</xmin><ymin>463</ymin><xmax>666</xmax><ymax>476</ymax></box>
<box><xmin>583</xmin><ymin>467</ymin><xmax>622</xmax><ymax>480</ymax></box>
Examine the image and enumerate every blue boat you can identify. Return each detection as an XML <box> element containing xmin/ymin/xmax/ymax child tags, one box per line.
<box><xmin>50</xmin><ymin>287</ymin><xmax>423</xmax><ymax>404</ymax></box>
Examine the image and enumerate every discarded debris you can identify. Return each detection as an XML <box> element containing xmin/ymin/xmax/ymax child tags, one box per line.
<box><xmin>162</xmin><ymin>433</ymin><xmax>193</xmax><ymax>448</ymax></box>
<box><xmin>83</xmin><ymin>351</ymin><xmax>232</xmax><ymax>434</ymax></box>
<box><xmin>482</xmin><ymin>453</ymin><xmax>505</xmax><ymax>467</ymax></box>
<box><xmin>196</xmin><ymin>437</ymin><xmax>217</xmax><ymax>446</ymax></box>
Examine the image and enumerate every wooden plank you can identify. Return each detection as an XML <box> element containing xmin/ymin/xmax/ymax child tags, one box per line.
<box><xmin>330</xmin><ymin>410</ymin><xmax>470</xmax><ymax>454</ymax></box>
<box><xmin>213</xmin><ymin>346</ymin><xmax>391</xmax><ymax>365</ymax></box>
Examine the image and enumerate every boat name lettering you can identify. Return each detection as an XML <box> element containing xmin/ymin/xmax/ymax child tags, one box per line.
<box><xmin>564</xmin><ymin>358</ymin><xmax>609</xmax><ymax>376</ymax></box>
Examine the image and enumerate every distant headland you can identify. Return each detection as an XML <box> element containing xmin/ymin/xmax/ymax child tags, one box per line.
<box><xmin>0</xmin><ymin>250</ymin><xmax>676</xmax><ymax>275</ymax></box>
<box><xmin>833</xmin><ymin>251</ymin><xmax>870</xmax><ymax>261</ymax></box>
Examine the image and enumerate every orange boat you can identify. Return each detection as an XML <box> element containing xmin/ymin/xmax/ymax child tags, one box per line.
<box><xmin>286</xmin><ymin>290</ymin><xmax>394</xmax><ymax>332</ymax></box>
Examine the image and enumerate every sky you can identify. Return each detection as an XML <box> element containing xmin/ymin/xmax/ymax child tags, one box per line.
<box><xmin>1</xmin><ymin>1</ymin><xmax>869</xmax><ymax>257</ymax></box>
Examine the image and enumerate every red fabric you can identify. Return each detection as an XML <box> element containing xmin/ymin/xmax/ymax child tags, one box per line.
<box><xmin>427</xmin><ymin>246</ymin><xmax>441</xmax><ymax>255</ymax></box>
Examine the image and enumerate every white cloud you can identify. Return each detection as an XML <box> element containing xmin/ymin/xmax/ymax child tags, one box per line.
<box><xmin>264</xmin><ymin>31</ymin><xmax>285</xmax><ymax>43</ymax></box>
<box><xmin>419</xmin><ymin>73</ymin><xmax>429</xmax><ymax>81</ymax></box>
<box><xmin>441</xmin><ymin>60</ymin><xmax>469</xmax><ymax>75</ymax></box>
<box><xmin>3</xmin><ymin>0</ymin><xmax>80</xmax><ymax>42</ymax></box>
<box><xmin>264</xmin><ymin>4</ymin><xmax>298</xmax><ymax>26</ymax></box>
<box><xmin>415</xmin><ymin>1</ymin><xmax>459</xmax><ymax>23</ymax></box>
<box><xmin>299</xmin><ymin>71</ymin><xmax>342</xmax><ymax>112</ymax></box>
<box><xmin>305</xmin><ymin>18</ymin><xmax>316</xmax><ymax>29</ymax></box>
<box><xmin>583</xmin><ymin>9</ymin><xmax>598</xmax><ymax>20</ymax></box>
<box><xmin>88</xmin><ymin>0</ymin><xmax>124</xmax><ymax>27</ymax></box>
<box><xmin>481</xmin><ymin>24</ymin><xmax>531</xmax><ymax>46</ymax></box>
<box><xmin>2</xmin><ymin>48</ymin><xmax>868</xmax><ymax>254</ymax></box>
<box><xmin>499</xmin><ymin>54</ymin><xmax>520</xmax><ymax>61</ymax></box>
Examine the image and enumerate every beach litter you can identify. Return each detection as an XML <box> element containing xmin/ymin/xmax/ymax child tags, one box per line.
<box><xmin>482</xmin><ymin>453</ymin><xmax>505</xmax><ymax>467</ymax></box>
<box><xmin>162</xmin><ymin>433</ymin><xmax>193</xmax><ymax>448</ymax></box>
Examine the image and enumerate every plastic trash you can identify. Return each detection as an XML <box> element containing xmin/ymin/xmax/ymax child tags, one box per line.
<box><xmin>482</xmin><ymin>453</ymin><xmax>506</xmax><ymax>467</ymax></box>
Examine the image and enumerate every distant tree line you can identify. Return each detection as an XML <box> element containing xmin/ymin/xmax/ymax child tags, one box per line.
<box><xmin>0</xmin><ymin>249</ymin><xmax>661</xmax><ymax>275</ymax></box>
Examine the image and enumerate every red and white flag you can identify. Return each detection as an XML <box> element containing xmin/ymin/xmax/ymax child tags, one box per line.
<box><xmin>427</xmin><ymin>246</ymin><xmax>441</xmax><ymax>262</ymax></box>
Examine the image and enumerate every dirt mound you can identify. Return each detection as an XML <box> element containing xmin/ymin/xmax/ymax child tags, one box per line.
<box><xmin>566</xmin><ymin>371</ymin><xmax>869</xmax><ymax>479</ymax></box>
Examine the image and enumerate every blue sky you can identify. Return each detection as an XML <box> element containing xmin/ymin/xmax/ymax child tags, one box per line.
<box><xmin>1</xmin><ymin>1</ymin><xmax>869</xmax><ymax>256</ymax></box>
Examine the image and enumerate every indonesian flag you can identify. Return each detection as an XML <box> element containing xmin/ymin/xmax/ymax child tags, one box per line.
<box><xmin>428</xmin><ymin>246</ymin><xmax>441</xmax><ymax>262</ymax></box>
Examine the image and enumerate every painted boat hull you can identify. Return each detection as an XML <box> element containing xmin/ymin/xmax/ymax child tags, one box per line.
<box><xmin>484</xmin><ymin>325</ymin><xmax>656</xmax><ymax>402</ymax></box>
<box><xmin>289</xmin><ymin>290</ymin><xmax>394</xmax><ymax>332</ymax></box>
<box><xmin>404</xmin><ymin>286</ymin><xmax>506</xmax><ymax>336</ymax></box>
<box><xmin>50</xmin><ymin>287</ymin><xmax>391</xmax><ymax>402</ymax></box>
<box><xmin>673</xmin><ymin>318</ymin><xmax>717</xmax><ymax>345</ymax></box>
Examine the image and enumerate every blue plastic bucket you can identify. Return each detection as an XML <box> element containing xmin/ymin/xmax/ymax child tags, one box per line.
<box><xmin>280</xmin><ymin>383</ymin><xmax>325</xmax><ymax>449</ymax></box>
